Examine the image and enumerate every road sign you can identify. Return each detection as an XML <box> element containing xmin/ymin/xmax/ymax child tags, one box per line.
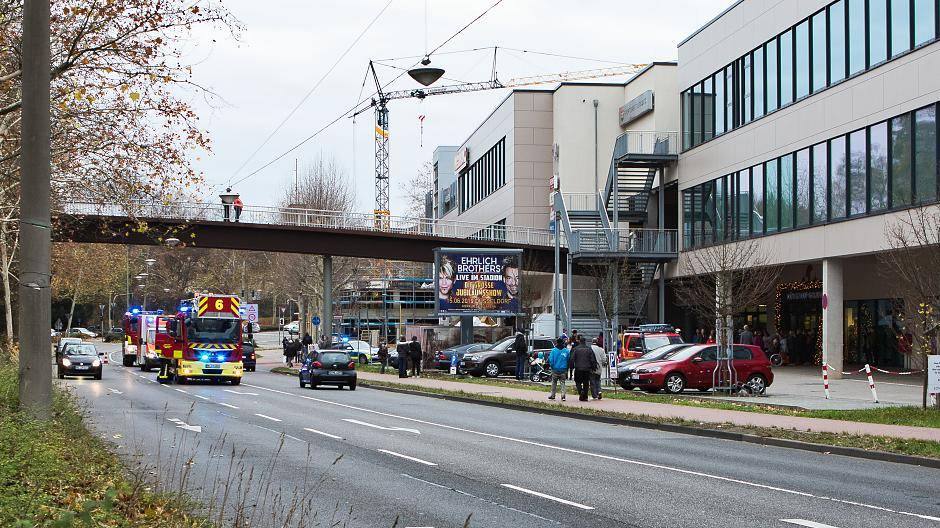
<box><xmin>928</xmin><ymin>355</ymin><xmax>940</xmax><ymax>395</ymax></box>
<box><xmin>245</xmin><ymin>304</ymin><xmax>259</xmax><ymax>323</ymax></box>
<box><xmin>279</xmin><ymin>317</ymin><xmax>285</xmax><ymax>326</ymax></box>
<box><xmin>312</xmin><ymin>316</ymin><xmax>321</xmax><ymax>326</ymax></box>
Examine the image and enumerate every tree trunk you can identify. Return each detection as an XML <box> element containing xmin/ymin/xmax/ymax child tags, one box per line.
<box><xmin>0</xmin><ymin>222</ymin><xmax>13</xmax><ymax>350</ymax></box>
<box><xmin>66</xmin><ymin>267</ymin><xmax>84</xmax><ymax>333</ymax></box>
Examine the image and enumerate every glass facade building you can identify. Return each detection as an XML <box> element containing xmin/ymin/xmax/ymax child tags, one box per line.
<box><xmin>681</xmin><ymin>0</ymin><xmax>940</xmax><ymax>151</ymax></box>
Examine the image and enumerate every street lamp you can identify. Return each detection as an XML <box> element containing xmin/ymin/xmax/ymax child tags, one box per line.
<box><xmin>408</xmin><ymin>56</ymin><xmax>445</xmax><ymax>87</ymax></box>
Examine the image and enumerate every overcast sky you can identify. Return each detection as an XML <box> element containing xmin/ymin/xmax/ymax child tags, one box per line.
<box><xmin>186</xmin><ymin>0</ymin><xmax>730</xmax><ymax>214</ymax></box>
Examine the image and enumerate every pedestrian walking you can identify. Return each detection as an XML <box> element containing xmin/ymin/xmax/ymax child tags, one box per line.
<box><xmin>571</xmin><ymin>336</ymin><xmax>598</xmax><ymax>402</ymax></box>
<box><xmin>547</xmin><ymin>338</ymin><xmax>570</xmax><ymax>401</ymax></box>
<box><xmin>285</xmin><ymin>338</ymin><xmax>299</xmax><ymax>367</ymax></box>
<box><xmin>302</xmin><ymin>332</ymin><xmax>313</xmax><ymax>357</ymax></box>
<box><xmin>282</xmin><ymin>336</ymin><xmax>289</xmax><ymax>363</ymax></box>
<box><xmin>396</xmin><ymin>340</ymin><xmax>410</xmax><ymax>378</ymax></box>
<box><xmin>590</xmin><ymin>338</ymin><xmax>605</xmax><ymax>400</ymax></box>
<box><xmin>233</xmin><ymin>196</ymin><xmax>244</xmax><ymax>222</ymax></box>
<box><xmin>739</xmin><ymin>325</ymin><xmax>753</xmax><ymax>345</ymax></box>
<box><xmin>409</xmin><ymin>336</ymin><xmax>422</xmax><ymax>377</ymax></box>
<box><xmin>377</xmin><ymin>341</ymin><xmax>389</xmax><ymax>374</ymax></box>
<box><xmin>512</xmin><ymin>332</ymin><xmax>528</xmax><ymax>380</ymax></box>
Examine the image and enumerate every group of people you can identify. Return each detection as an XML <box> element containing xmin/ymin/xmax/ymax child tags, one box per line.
<box><xmin>393</xmin><ymin>337</ymin><xmax>423</xmax><ymax>378</ymax></box>
<box><xmin>281</xmin><ymin>332</ymin><xmax>331</xmax><ymax>367</ymax></box>
<box><xmin>688</xmin><ymin>324</ymin><xmax>819</xmax><ymax>365</ymax></box>
<box><xmin>545</xmin><ymin>331</ymin><xmax>606</xmax><ymax>402</ymax></box>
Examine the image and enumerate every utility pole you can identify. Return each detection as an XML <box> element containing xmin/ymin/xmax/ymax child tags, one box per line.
<box><xmin>18</xmin><ymin>0</ymin><xmax>52</xmax><ymax>418</ymax></box>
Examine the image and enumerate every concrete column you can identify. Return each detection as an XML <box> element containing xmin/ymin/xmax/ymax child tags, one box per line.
<box><xmin>323</xmin><ymin>255</ymin><xmax>333</xmax><ymax>341</ymax></box>
<box><xmin>460</xmin><ymin>316</ymin><xmax>473</xmax><ymax>345</ymax></box>
<box><xmin>823</xmin><ymin>258</ymin><xmax>844</xmax><ymax>379</ymax></box>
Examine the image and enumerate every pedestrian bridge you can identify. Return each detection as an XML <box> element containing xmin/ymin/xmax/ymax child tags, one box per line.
<box><xmin>57</xmin><ymin>201</ymin><xmax>678</xmax><ymax>269</ymax></box>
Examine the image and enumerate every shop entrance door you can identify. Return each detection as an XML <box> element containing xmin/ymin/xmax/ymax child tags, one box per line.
<box><xmin>779</xmin><ymin>288</ymin><xmax>822</xmax><ymax>365</ymax></box>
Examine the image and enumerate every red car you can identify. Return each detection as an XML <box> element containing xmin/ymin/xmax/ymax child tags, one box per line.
<box><xmin>629</xmin><ymin>344</ymin><xmax>773</xmax><ymax>394</ymax></box>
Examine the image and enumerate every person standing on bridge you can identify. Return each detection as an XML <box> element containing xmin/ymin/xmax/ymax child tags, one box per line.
<box><xmin>233</xmin><ymin>195</ymin><xmax>244</xmax><ymax>222</ymax></box>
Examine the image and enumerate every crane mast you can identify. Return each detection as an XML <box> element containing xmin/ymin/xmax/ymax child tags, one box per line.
<box><xmin>364</xmin><ymin>60</ymin><xmax>647</xmax><ymax>220</ymax></box>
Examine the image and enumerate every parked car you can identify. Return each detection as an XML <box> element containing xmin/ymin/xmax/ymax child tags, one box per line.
<box><xmin>51</xmin><ymin>329</ymin><xmax>60</xmax><ymax>339</ymax></box>
<box><xmin>619</xmin><ymin>329</ymin><xmax>683</xmax><ymax>360</ymax></box>
<box><xmin>461</xmin><ymin>336</ymin><xmax>554</xmax><ymax>378</ymax></box>
<box><xmin>57</xmin><ymin>342</ymin><xmax>103</xmax><ymax>380</ymax></box>
<box><xmin>299</xmin><ymin>351</ymin><xmax>357</xmax><ymax>390</ymax></box>
<box><xmin>629</xmin><ymin>344</ymin><xmax>773</xmax><ymax>394</ymax></box>
<box><xmin>242</xmin><ymin>339</ymin><xmax>257</xmax><ymax>372</ymax></box>
<box><xmin>433</xmin><ymin>343</ymin><xmax>490</xmax><ymax>370</ymax></box>
<box><xmin>615</xmin><ymin>343</ymin><xmax>693</xmax><ymax>389</ymax></box>
<box><xmin>104</xmin><ymin>327</ymin><xmax>125</xmax><ymax>342</ymax></box>
<box><xmin>283</xmin><ymin>321</ymin><xmax>300</xmax><ymax>335</ymax></box>
<box><xmin>338</xmin><ymin>339</ymin><xmax>377</xmax><ymax>364</ymax></box>
<box><xmin>67</xmin><ymin>327</ymin><xmax>98</xmax><ymax>339</ymax></box>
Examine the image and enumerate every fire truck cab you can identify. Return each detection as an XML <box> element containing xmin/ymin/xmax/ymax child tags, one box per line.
<box><xmin>155</xmin><ymin>295</ymin><xmax>244</xmax><ymax>385</ymax></box>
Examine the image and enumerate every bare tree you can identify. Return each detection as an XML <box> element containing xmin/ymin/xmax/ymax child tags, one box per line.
<box><xmin>878</xmin><ymin>206</ymin><xmax>940</xmax><ymax>408</ymax></box>
<box><xmin>673</xmin><ymin>238</ymin><xmax>782</xmax><ymax>388</ymax></box>
<box><xmin>400</xmin><ymin>161</ymin><xmax>433</xmax><ymax>218</ymax></box>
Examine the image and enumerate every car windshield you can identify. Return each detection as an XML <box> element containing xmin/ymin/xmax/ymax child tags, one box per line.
<box><xmin>65</xmin><ymin>344</ymin><xmax>97</xmax><ymax>356</ymax></box>
<box><xmin>641</xmin><ymin>344</ymin><xmax>688</xmax><ymax>359</ymax></box>
<box><xmin>489</xmin><ymin>338</ymin><xmax>513</xmax><ymax>351</ymax></box>
<box><xmin>644</xmin><ymin>336</ymin><xmax>683</xmax><ymax>350</ymax></box>
<box><xmin>669</xmin><ymin>347</ymin><xmax>709</xmax><ymax>361</ymax></box>
<box><xmin>317</xmin><ymin>353</ymin><xmax>349</xmax><ymax>364</ymax></box>
<box><xmin>185</xmin><ymin>317</ymin><xmax>239</xmax><ymax>343</ymax></box>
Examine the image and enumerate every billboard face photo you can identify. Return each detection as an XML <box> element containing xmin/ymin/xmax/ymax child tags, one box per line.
<box><xmin>436</xmin><ymin>250</ymin><xmax>521</xmax><ymax>316</ymax></box>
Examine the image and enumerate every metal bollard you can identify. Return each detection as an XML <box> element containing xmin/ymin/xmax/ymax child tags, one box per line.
<box><xmin>822</xmin><ymin>364</ymin><xmax>830</xmax><ymax>400</ymax></box>
<box><xmin>864</xmin><ymin>364</ymin><xmax>879</xmax><ymax>403</ymax></box>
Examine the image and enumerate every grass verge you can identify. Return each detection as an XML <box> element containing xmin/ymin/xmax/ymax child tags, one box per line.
<box><xmin>0</xmin><ymin>363</ymin><xmax>207</xmax><ymax>527</ymax></box>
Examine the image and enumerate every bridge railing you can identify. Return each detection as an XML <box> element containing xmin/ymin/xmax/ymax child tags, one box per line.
<box><xmin>63</xmin><ymin>201</ymin><xmax>560</xmax><ymax>248</ymax></box>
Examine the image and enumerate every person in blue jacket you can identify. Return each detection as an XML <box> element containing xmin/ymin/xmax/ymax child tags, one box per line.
<box><xmin>547</xmin><ymin>337</ymin><xmax>570</xmax><ymax>401</ymax></box>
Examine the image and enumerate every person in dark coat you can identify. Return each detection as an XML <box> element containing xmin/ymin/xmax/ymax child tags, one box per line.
<box><xmin>396</xmin><ymin>340</ymin><xmax>410</xmax><ymax>378</ymax></box>
<box><xmin>302</xmin><ymin>332</ymin><xmax>313</xmax><ymax>357</ymax></box>
<box><xmin>570</xmin><ymin>336</ymin><xmax>598</xmax><ymax>401</ymax></box>
<box><xmin>377</xmin><ymin>342</ymin><xmax>390</xmax><ymax>374</ymax></box>
<box><xmin>285</xmin><ymin>338</ymin><xmax>299</xmax><ymax>367</ymax></box>
<box><xmin>409</xmin><ymin>336</ymin><xmax>422</xmax><ymax>377</ymax></box>
<box><xmin>512</xmin><ymin>332</ymin><xmax>528</xmax><ymax>380</ymax></box>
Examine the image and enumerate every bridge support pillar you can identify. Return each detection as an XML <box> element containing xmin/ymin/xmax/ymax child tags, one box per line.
<box><xmin>323</xmin><ymin>255</ymin><xmax>333</xmax><ymax>341</ymax></box>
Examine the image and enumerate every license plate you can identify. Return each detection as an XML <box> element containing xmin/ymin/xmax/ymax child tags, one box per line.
<box><xmin>631</xmin><ymin>373</ymin><xmax>640</xmax><ymax>380</ymax></box>
<box><xmin>328</xmin><ymin>370</ymin><xmax>342</xmax><ymax>375</ymax></box>
<box><xmin>74</xmin><ymin>365</ymin><xmax>89</xmax><ymax>370</ymax></box>
<box><xmin>204</xmin><ymin>364</ymin><xmax>221</xmax><ymax>369</ymax></box>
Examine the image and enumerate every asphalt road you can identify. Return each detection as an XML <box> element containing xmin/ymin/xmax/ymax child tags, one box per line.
<box><xmin>61</xmin><ymin>342</ymin><xmax>940</xmax><ymax>528</ymax></box>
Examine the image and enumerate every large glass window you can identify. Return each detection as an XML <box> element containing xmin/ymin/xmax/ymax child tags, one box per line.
<box><xmin>715</xmin><ymin>71</ymin><xmax>725</xmax><ymax>135</ymax></box>
<box><xmin>890</xmin><ymin>0</ymin><xmax>911</xmax><ymax>58</ymax></box>
<box><xmin>813</xmin><ymin>142</ymin><xmax>829</xmax><ymax>223</ymax></box>
<box><xmin>682</xmin><ymin>90</ymin><xmax>691</xmax><ymax>150</ymax></box>
<box><xmin>869</xmin><ymin>122</ymin><xmax>889</xmax><ymax>211</ymax></box>
<box><xmin>831</xmin><ymin>136</ymin><xmax>848</xmax><ymax>219</ymax></box>
<box><xmin>703</xmin><ymin>77</ymin><xmax>715</xmax><ymax>142</ymax></box>
<box><xmin>830</xmin><ymin>1</ymin><xmax>847</xmax><ymax>83</ymax></box>
<box><xmin>702</xmin><ymin>182</ymin><xmax>715</xmax><ymax>244</ymax></box>
<box><xmin>716</xmin><ymin>177</ymin><xmax>727</xmax><ymax>242</ymax></box>
<box><xmin>692</xmin><ymin>83</ymin><xmax>703</xmax><ymax>147</ymax></box>
<box><xmin>812</xmin><ymin>10</ymin><xmax>828</xmax><ymax>92</ymax></box>
<box><xmin>766</xmin><ymin>39</ymin><xmax>778</xmax><ymax>113</ymax></box>
<box><xmin>849</xmin><ymin>129</ymin><xmax>868</xmax><ymax>215</ymax></box>
<box><xmin>870</xmin><ymin>0</ymin><xmax>888</xmax><ymax>66</ymax></box>
<box><xmin>915</xmin><ymin>105</ymin><xmax>938</xmax><ymax>203</ymax></box>
<box><xmin>752</xmin><ymin>165</ymin><xmax>765</xmax><ymax>234</ymax></box>
<box><xmin>780</xmin><ymin>153</ymin><xmax>795</xmax><ymax>229</ymax></box>
<box><xmin>848</xmin><ymin>0</ymin><xmax>865</xmax><ymax>75</ymax></box>
<box><xmin>796</xmin><ymin>148</ymin><xmax>811</xmax><ymax>226</ymax></box>
<box><xmin>753</xmin><ymin>48</ymin><xmax>765</xmax><ymax>119</ymax></box>
<box><xmin>795</xmin><ymin>21</ymin><xmax>810</xmax><ymax>99</ymax></box>
<box><xmin>683</xmin><ymin>191</ymin><xmax>693</xmax><ymax>248</ymax></box>
<box><xmin>891</xmin><ymin>113</ymin><xmax>912</xmax><ymax>207</ymax></box>
<box><xmin>915</xmin><ymin>0</ymin><xmax>937</xmax><ymax>46</ymax></box>
<box><xmin>738</xmin><ymin>170</ymin><xmax>750</xmax><ymax>238</ymax></box>
<box><xmin>766</xmin><ymin>161</ymin><xmax>779</xmax><ymax>232</ymax></box>
<box><xmin>742</xmin><ymin>55</ymin><xmax>752</xmax><ymax>124</ymax></box>
<box><xmin>691</xmin><ymin>186</ymin><xmax>702</xmax><ymax>246</ymax></box>
<box><xmin>780</xmin><ymin>31</ymin><xmax>794</xmax><ymax>106</ymax></box>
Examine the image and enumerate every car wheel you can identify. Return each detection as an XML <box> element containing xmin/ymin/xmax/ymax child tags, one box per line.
<box><xmin>618</xmin><ymin>377</ymin><xmax>632</xmax><ymax>391</ymax></box>
<box><xmin>746</xmin><ymin>374</ymin><xmax>767</xmax><ymax>395</ymax></box>
<box><xmin>176</xmin><ymin>376</ymin><xmax>187</xmax><ymax>385</ymax></box>
<box><xmin>230</xmin><ymin>377</ymin><xmax>241</xmax><ymax>386</ymax></box>
<box><xmin>94</xmin><ymin>372</ymin><xmax>102</xmax><ymax>380</ymax></box>
<box><xmin>349</xmin><ymin>382</ymin><xmax>357</xmax><ymax>391</ymax></box>
<box><xmin>122</xmin><ymin>356</ymin><xmax>134</xmax><ymax>367</ymax></box>
<box><xmin>483</xmin><ymin>361</ymin><xmax>500</xmax><ymax>378</ymax></box>
<box><xmin>663</xmin><ymin>373</ymin><xmax>685</xmax><ymax>394</ymax></box>
<box><xmin>299</xmin><ymin>378</ymin><xmax>307</xmax><ymax>388</ymax></box>
<box><xmin>310</xmin><ymin>383</ymin><xmax>318</xmax><ymax>390</ymax></box>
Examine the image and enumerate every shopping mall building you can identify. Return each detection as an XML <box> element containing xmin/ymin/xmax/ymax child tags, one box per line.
<box><xmin>432</xmin><ymin>0</ymin><xmax>939</xmax><ymax>372</ymax></box>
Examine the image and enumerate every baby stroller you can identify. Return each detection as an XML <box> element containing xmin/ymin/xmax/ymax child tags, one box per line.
<box><xmin>529</xmin><ymin>352</ymin><xmax>551</xmax><ymax>382</ymax></box>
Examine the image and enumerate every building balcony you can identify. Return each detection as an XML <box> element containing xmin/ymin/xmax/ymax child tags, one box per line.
<box><xmin>613</xmin><ymin>130</ymin><xmax>679</xmax><ymax>164</ymax></box>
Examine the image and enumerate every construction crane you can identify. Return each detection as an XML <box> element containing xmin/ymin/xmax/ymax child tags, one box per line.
<box><xmin>356</xmin><ymin>55</ymin><xmax>648</xmax><ymax>222</ymax></box>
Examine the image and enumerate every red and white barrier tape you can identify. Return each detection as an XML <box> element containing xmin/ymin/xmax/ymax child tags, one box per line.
<box><xmin>871</xmin><ymin>366</ymin><xmax>924</xmax><ymax>375</ymax></box>
<box><xmin>864</xmin><ymin>364</ymin><xmax>878</xmax><ymax>403</ymax></box>
<box><xmin>822</xmin><ymin>364</ymin><xmax>830</xmax><ymax>400</ymax></box>
<box><xmin>822</xmin><ymin>363</ymin><xmax>880</xmax><ymax>403</ymax></box>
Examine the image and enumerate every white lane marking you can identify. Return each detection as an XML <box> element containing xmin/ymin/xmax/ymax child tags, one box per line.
<box><xmin>303</xmin><ymin>427</ymin><xmax>343</xmax><ymax>440</ymax></box>
<box><xmin>224</xmin><ymin>389</ymin><xmax>259</xmax><ymax>396</ymax></box>
<box><xmin>377</xmin><ymin>449</ymin><xmax>437</xmax><ymax>466</ymax></box>
<box><xmin>219</xmin><ymin>402</ymin><xmax>239</xmax><ymax>410</ymax></box>
<box><xmin>107</xmin><ymin>388</ymin><xmax>123</xmax><ymax>394</ymax></box>
<box><xmin>255</xmin><ymin>413</ymin><xmax>282</xmax><ymax>422</ymax></box>
<box><xmin>782</xmin><ymin>520</ymin><xmax>842</xmax><ymax>528</ymax></box>
<box><xmin>242</xmin><ymin>382</ymin><xmax>940</xmax><ymax>523</ymax></box>
<box><xmin>501</xmin><ymin>484</ymin><xmax>594</xmax><ymax>511</ymax></box>
<box><xmin>173</xmin><ymin>388</ymin><xmax>187</xmax><ymax>393</ymax></box>
<box><xmin>252</xmin><ymin>424</ymin><xmax>304</xmax><ymax>443</ymax></box>
<box><xmin>166</xmin><ymin>418</ymin><xmax>201</xmax><ymax>433</ymax></box>
<box><xmin>342</xmin><ymin>418</ymin><xmax>420</xmax><ymax>434</ymax></box>
<box><xmin>193</xmin><ymin>394</ymin><xmax>210</xmax><ymax>401</ymax></box>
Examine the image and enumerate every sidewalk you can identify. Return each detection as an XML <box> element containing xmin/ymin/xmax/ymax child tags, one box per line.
<box><xmin>353</xmin><ymin>370</ymin><xmax>940</xmax><ymax>442</ymax></box>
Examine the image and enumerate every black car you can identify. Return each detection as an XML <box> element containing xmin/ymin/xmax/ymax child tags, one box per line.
<box><xmin>299</xmin><ymin>351</ymin><xmax>357</xmax><ymax>390</ymax></box>
<box><xmin>57</xmin><ymin>342</ymin><xmax>103</xmax><ymax>380</ymax></box>
<box><xmin>433</xmin><ymin>343</ymin><xmax>489</xmax><ymax>370</ymax></box>
<box><xmin>461</xmin><ymin>337</ymin><xmax>554</xmax><ymax>378</ymax></box>
<box><xmin>104</xmin><ymin>327</ymin><xmax>125</xmax><ymax>343</ymax></box>
<box><xmin>615</xmin><ymin>343</ymin><xmax>692</xmax><ymax>389</ymax></box>
<box><xmin>242</xmin><ymin>340</ymin><xmax>257</xmax><ymax>372</ymax></box>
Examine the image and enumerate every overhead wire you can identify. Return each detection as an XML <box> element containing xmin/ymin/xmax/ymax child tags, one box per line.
<box><xmin>223</xmin><ymin>0</ymin><xmax>395</xmax><ymax>189</ymax></box>
<box><xmin>498</xmin><ymin>47</ymin><xmax>634</xmax><ymax>65</ymax></box>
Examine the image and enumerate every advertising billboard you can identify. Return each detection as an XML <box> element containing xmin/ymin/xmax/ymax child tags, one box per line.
<box><xmin>435</xmin><ymin>248</ymin><xmax>522</xmax><ymax>317</ymax></box>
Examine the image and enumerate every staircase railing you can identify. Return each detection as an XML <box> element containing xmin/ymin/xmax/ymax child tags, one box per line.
<box><xmin>569</xmin><ymin>228</ymin><xmax>678</xmax><ymax>256</ymax></box>
<box><xmin>560</xmin><ymin>192</ymin><xmax>598</xmax><ymax>212</ymax></box>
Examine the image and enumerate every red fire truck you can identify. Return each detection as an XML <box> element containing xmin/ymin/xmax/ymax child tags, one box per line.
<box><xmin>155</xmin><ymin>294</ymin><xmax>244</xmax><ymax>385</ymax></box>
<box><xmin>120</xmin><ymin>309</ymin><xmax>164</xmax><ymax>370</ymax></box>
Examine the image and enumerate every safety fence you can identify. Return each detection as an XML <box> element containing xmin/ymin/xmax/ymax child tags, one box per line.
<box><xmin>822</xmin><ymin>363</ymin><xmax>925</xmax><ymax>403</ymax></box>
